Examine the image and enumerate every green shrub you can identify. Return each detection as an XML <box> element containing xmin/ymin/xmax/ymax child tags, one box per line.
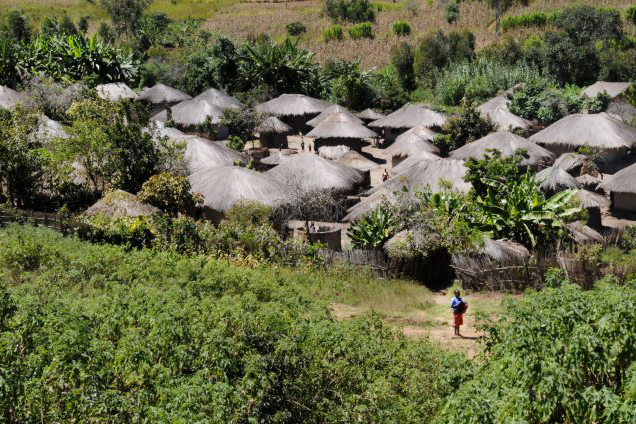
<box><xmin>324</xmin><ymin>0</ymin><xmax>375</xmax><ymax>23</ymax></box>
<box><xmin>286</xmin><ymin>21</ymin><xmax>307</xmax><ymax>36</ymax></box>
<box><xmin>348</xmin><ymin>208</ymin><xmax>394</xmax><ymax>249</ymax></box>
<box><xmin>137</xmin><ymin>173</ymin><xmax>202</xmax><ymax>216</ymax></box>
<box><xmin>322</xmin><ymin>24</ymin><xmax>344</xmax><ymax>42</ymax></box>
<box><xmin>500</xmin><ymin>11</ymin><xmax>555</xmax><ymax>32</ymax></box>
<box><xmin>626</xmin><ymin>4</ymin><xmax>636</xmax><ymax>25</ymax></box>
<box><xmin>347</xmin><ymin>22</ymin><xmax>373</xmax><ymax>39</ymax></box>
<box><xmin>390</xmin><ymin>41</ymin><xmax>415</xmax><ymax>91</ymax></box>
<box><xmin>392</xmin><ymin>20</ymin><xmax>411</xmax><ymax>36</ymax></box>
<box><xmin>445</xmin><ymin>0</ymin><xmax>460</xmax><ymax>24</ymax></box>
<box><xmin>4</xmin><ymin>9</ymin><xmax>31</xmax><ymax>42</ymax></box>
<box><xmin>414</xmin><ymin>30</ymin><xmax>475</xmax><ymax>88</ymax></box>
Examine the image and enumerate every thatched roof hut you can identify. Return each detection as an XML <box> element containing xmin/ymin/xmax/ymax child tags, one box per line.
<box><xmin>477</xmin><ymin>94</ymin><xmax>532</xmax><ymax>131</ymax></box>
<box><xmin>255</xmin><ymin>94</ymin><xmax>332</xmax><ymax>117</ymax></box>
<box><xmin>84</xmin><ymin>190</ymin><xmax>159</xmax><ymax>218</ymax></box>
<box><xmin>257</xmin><ymin>116</ymin><xmax>292</xmax><ymax>134</ymax></box>
<box><xmin>344</xmin><ymin>189</ymin><xmax>392</xmax><ymax>222</ymax></box>
<box><xmin>261</xmin><ymin>150</ymin><xmax>294</xmax><ymax>166</ymax></box>
<box><xmin>307</xmin><ymin>105</ymin><xmax>363</xmax><ymax>127</ymax></box>
<box><xmin>0</xmin><ymin>85</ymin><xmax>23</xmax><ymax>110</ymax></box>
<box><xmin>565</xmin><ymin>222</ymin><xmax>605</xmax><ymax>244</ymax></box>
<box><xmin>138</xmin><ymin>84</ymin><xmax>191</xmax><ymax>104</ymax></box>
<box><xmin>185</xmin><ymin>136</ymin><xmax>246</xmax><ymax>174</ymax></box>
<box><xmin>318</xmin><ymin>145</ymin><xmax>350</xmax><ymax>160</ymax></box>
<box><xmin>554</xmin><ymin>152</ymin><xmax>587</xmax><ymax>173</ymax></box>
<box><xmin>335</xmin><ymin>151</ymin><xmax>380</xmax><ymax>172</ymax></box>
<box><xmin>154</xmin><ymin>121</ymin><xmax>189</xmax><ymax>140</ymax></box>
<box><xmin>597</xmin><ymin>162</ymin><xmax>636</xmax><ymax>194</ymax></box>
<box><xmin>450</xmin><ymin>131</ymin><xmax>554</xmax><ymax>168</ymax></box>
<box><xmin>529</xmin><ymin>113</ymin><xmax>636</xmax><ymax>152</ymax></box>
<box><xmin>193</xmin><ymin>88</ymin><xmax>242</xmax><ymax>110</ymax></box>
<box><xmin>95</xmin><ymin>83</ymin><xmax>138</xmax><ymax>101</ymax></box>
<box><xmin>356</xmin><ymin>108</ymin><xmax>385</xmax><ymax>121</ymax></box>
<box><xmin>382</xmin><ymin>125</ymin><xmax>439</xmax><ymax>166</ymax></box>
<box><xmin>369</xmin><ymin>159</ymin><xmax>471</xmax><ymax>195</ymax></box>
<box><xmin>267</xmin><ymin>154</ymin><xmax>366</xmax><ymax>193</ymax></box>
<box><xmin>391</xmin><ymin>151</ymin><xmax>441</xmax><ymax>175</ymax></box>
<box><xmin>583</xmin><ymin>81</ymin><xmax>632</xmax><ymax>99</ymax></box>
<box><xmin>573</xmin><ymin>189</ymin><xmax>609</xmax><ymax>209</ymax></box>
<box><xmin>152</xmin><ymin>99</ymin><xmax>225</xmax><ymax>127</ymax></box>
<box><xmin>535</xmin><ymin>166</ymin><xmax>582</xmax><ymax>193</ymax></box>
<box><xmin>189</xmin><ymin>166</ymin><xmax>283</xmax><ymax>219</ymax></box>
<box><xmin>480</xmin><ymin>238</ymin><xmax>530</xmax><ymax>261</ymax></box>
<box><xmin>576</xmin><ymin>173</ymin><xmax>603</xmax><ymax>192</ymax></box>
<box><xmin>305</xmin><ymin>112</ymin><xmax>378</xmax><ymax>139</ymax></box>
<box><xmin>369</xmin><ymin>103</ymin><xmax>447</xmax><ymax>130</ymax></box>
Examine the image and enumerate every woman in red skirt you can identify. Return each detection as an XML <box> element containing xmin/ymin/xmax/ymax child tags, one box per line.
<box><xmin>450</xmin><ymin>289</ymin><xmax>468</xmax><ymax>337</ymax></box>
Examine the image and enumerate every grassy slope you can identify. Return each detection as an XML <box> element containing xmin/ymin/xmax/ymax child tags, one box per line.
<box><xmin>4</xmin><ymin>0</ymin><xmax>635</xmax><ymax>68</ymax></box>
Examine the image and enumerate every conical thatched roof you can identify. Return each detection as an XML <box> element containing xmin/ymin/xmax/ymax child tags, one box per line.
<box><xmin>95</xmin><ymin>83</ymin><xmax>138</xmax><ymax>101</ymax></box>
<box><xmin>573</xmin><ymin>189</ymin><xmax>609</xmax><ymax>209</ymax></box>
<box><xmin>344</xmin><ymin>189</ymin><xmax>392</xmax><ymax>222</ymax></box>
<box><xmin>84</xmin><ymin>190</ymin><xmax>159</xmax><ymax>218</ymax></box>
<box><xmin>261</xmin><ymin>150</ymin><xmax>294</xmax><ymax>166</ymax></box>
<box><xmin>255</xmin><ymin>94</ymin><xmax>332</xmax><ymax>117</ymax></box>
<box><xmin>185</xmin><ymin>136</ymin><xmax>246</xmax><ymax>174</ymax></box>
<box><xmin>368</xmin><ymin>159</ymin><xmax>471</xmax><ymax>195</ymax></box>
<box><xmin>583</xmin><ymin>81</ymin><xmax>632</xmax><ymax>99</ymax></box>
<box><xmin>0</xmin><ymin>85</ymin><xmax>23</xmax><ymax>110</ymax></box>
<box><xmin>576</xmin><ymin>173</ymin><xmax>602</xmax><ymax>187</ymax></box>
<box><xmin>369</xmin><ymin>103</ymin><xmax>447</xmax><ymax>129</ymax></box>
<box><xmin>529</xmin><ymin>113</ymin><xmax>636</xmax><ymax>150</ymax></box>
<box><xmin>256</xmin><ymin>116</ymin><xmax>292</xmax><ymax>134</ymax></box>
<box><xmin>267</xmin><ymin>154</ymin><xmax>365</xmax><ymax>193</ymax></box>
<box><xmin>480</xmin><ymin>238</ymin><xmax>530</xmax><ymax>262</ymax></box>
<box><xmin>188</xmin><ymin>166</ymin><xmax>283</xmax><ymax>213</ymax></box>
<box><xmin>335</xmin><ymin>151</ymin><xmax>380</xmax><ymax>172</ymax></box>
<box><xmin>382</xmin><ymin>125</ymin><xmax>439</xmax><ymax>159</ymax></box>
<box><xmin>193</xmin><ymin>88</ymin><xmax>242</xmax><ymax>110</ymax></box>
<box><xmin>554</xmin><ymin>152</ymin><xmax>587</xmax><ymax>172</ymax></box>
<box><xmin>391</xmin><ymin>151</ymin><xmax>441</xmax><ymax>175</ymax></box>
<box><xmin>305</xmin><ymin>112</ymin><xmax>378</xmax><ymax>139</ymax></box>
<box><xmin>477</xmin><ymin>95</ymin><xmax>532</xmax><ymax>131</ymax></box>
<box><xmin>155</xmin><ymin>122</ymin><xmax>189</xmax><ymax>140</ymax></box>
<box><xmin>307</xmin><ymin>105</ymin><xmax>363</xmax><ymax>127</ymax></box>
<box><xmin>565</xmin><ymin>221</ymin><xmax>605</xmax><ymax>244</ymax></box>
<box><xmin>151</xmin><ymin>99</ymin><xmax>225</xmax><ymax>126</ymax></box>
<box><xmin>137</xmin><ymin>84</ymin><xmax>192</xmax><ymax>104</ymax></box>
<box><xmin>535</xmin><ymin>166</ymin><xmax>582</xmax><ymax>192</ymax></box>
<box><xmin>318</xmin><ymin>145</ymin><xmax>350</xmax><ymax>160</ymax></box>
<box><xmin>598</xmin><ymin>161</ymin><xmax>636</xmax><ymax>193</ymax></box>
<box><xmin>450</xmin><ymin>131</ymin><xmax>554</xmax><ymax>167</ymax></box>
<box><xmin>357</xmin><ymin>108</ymin><xmax>385</xmax><ymax>121</ymax></box>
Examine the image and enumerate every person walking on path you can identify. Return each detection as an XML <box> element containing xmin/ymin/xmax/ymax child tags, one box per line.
<box><xmin>381</xmin><ymin>168</ymin><xmax>389</xmax><ymax>182</ymax></box>
<box><xmin>451</xmin><ymin>289</ymin><xmax>468</xmax><ymax>337</ymax></box>
<box><xmin>300</xmin><ymin>138</ymin><xmax>305</xmax><ymax>152</ymax></box>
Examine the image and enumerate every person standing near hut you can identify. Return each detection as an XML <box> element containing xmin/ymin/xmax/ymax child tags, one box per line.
<box><xmin>451</xmin><ymin>289</ymin><xmax>468</xmax><ymax>337</ymax></box>
<box><xmin>300</xmin><ymin>138</ymin><xmax>305</xmax><ymax>152</ymax></box>
<box><xmin>381</xmin><ymin>168</ymin><xmax>389</xmax><ymax>182</ymax></box>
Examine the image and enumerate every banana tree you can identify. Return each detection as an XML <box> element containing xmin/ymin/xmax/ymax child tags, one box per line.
<box><xmin>348</xmin><ymin>208</ymin><xmax>394</xmax><ymax>250</ymax></box>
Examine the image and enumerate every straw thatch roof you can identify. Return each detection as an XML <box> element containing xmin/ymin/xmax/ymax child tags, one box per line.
<box><xmin>535</xmin><ymin>166</ymin><xmax>582</xmax><ymax>192</ymax></box>
<box><xmin>193</xmin><ymin>88</ymin><xmax>242</xmax><ymax>110</ymax></box>
<box><xmin>335</xmin><ymin>151</ymin><xmax>380</xmax><ymax>172</ymax></box>
<box><xmin>95</xmin><ymin>83</ymin><xmax>138</xmax><ymax>101</ymax></box>
<box><xmin>382</xmin><ymin>125</ymin><xmax>440</xmax><ymax>159</ymax></box>
<box><xmin>344</xmin><ymin>189</ymin><xmax>392</xmax><ymax>222</ymax></box>
<box><xmin>391</xmin><ymin>151</ymin><xmax>441</xmax><ymax>175</ymax></box>
<box><xmin>565</xmin><ymin>221</ymin><xmax>605</xmax><ymax>244</ymax></box>
<box><xmin>598</xmin><ymin>161</ymin><xmax>636</xmax><ymax>193</ymax></box>
<box><xmin>583</xmin><ymin>81</ymin><xmax>632</xmax><ymax>99</ymax></box>
<box><xmin>0</xmin><ymin>85</ymin><xmax>23</xmax><ymax>110</ymax></box>
<box><xmin>369</xmin><ymin>159</ymin><xmax>471</xmax><ymax>195</ymax></box>
<box><xmin>137</xmin><ymin>84</ymin><xmax>192</xmax><ymax>104</ymax></box>
<box><xmin>477</xmin><ymin>95</ymin><xmax>532</xmax><ymax>131</ymax></box>
<box><xmin>305</xmin><ymin>112</ymin><xmax>378</xmax><ymax>139</ymax></box>
<box><xmin>307</xmin><ymin>105</ymin><xmax>363</xmax><ymax>127</ymax></box>
<box><xmin>255</xmin><ymin>94</ymin><xmax>332</xmax><ymax>117</ymax></box>
<box><xmin>151</xmin><ymin>99</ymin><xmax>225</xmax><ymax>126</ymax></box>
<box><xmin>529</xmin><ymin>113</ymin><xmax>636</xmax><ymax>150</ymax></box>
<box><xmin>257</xmin><ymin>116</ymin><xmax>292</xmax><ymax>134</ymax></box>
<box><xmin>188</xmin><ymin>166</ymin><xmax>283</xmax><ymax>213</ymax></box>
<box><xmin>267</xmin><ymin>154</ymin><xmax>365</xmax><ymax>193</ymax></box>
<box><xmin>84</xmin><ymin>190</ymin><xmax>160</xmax><ymax>218</ymax></box>
<box><xmin>318</xmin><ymin>145</ymin><xmax>350</xmax><ymax>160</ymax></box>
<box><xmin>185</xmin><ymin>136</ymin><xmax>246</xmax><ymax>174</ymax></box>
<box><xmin>261</xmin><ymin>150</ymin><xmax>294</xmax><ymax>166</ymax></box>
<box><xmin>154</xmin><ymin>122</ymin><xmax>189</xmax><ymax>140</ymax></box>
<box><xmin>357</xmin><ymin>108</ymin><xmax>385</xmax><ymax>121</ymax></box>
<box><xmin>554</xmin><ymin>152</ymin><xmax>587</xmax><ymax>172</ymax></box>
<box><xmin>450</xmin><ymin>131</ymin><xmax>554</xmax><ymax>167</ymax></box>
<box><xmin>573</xmin><ymin>189</ymin><xmax>609</xmax><ymax>209</ymax></box>
<box><xmin>480</xmin><ymin>238</ymin><xmax>530</xmax><ymax>262</ymax></box>
<box><xmin>576</xmin><ymin>173</ymin><xmax>602</xmax><ymax>187</ymax></box>
<box><xmin>369</xmin><ymin>103</ymin><xmax>447</xmax><ymax>129</ymax></box>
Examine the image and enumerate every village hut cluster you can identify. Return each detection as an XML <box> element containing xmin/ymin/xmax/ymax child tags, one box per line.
<box><xmin>5</xmin><ymin>78</ymin><xmax>636</xmax><ymax>253</ymax></box>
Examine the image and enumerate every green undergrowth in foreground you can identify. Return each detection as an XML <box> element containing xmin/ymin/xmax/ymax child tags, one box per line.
<box><xmin>0</xmin><ymin>224</ymin><xmax>471</xmax><ymax>422</ymax></box>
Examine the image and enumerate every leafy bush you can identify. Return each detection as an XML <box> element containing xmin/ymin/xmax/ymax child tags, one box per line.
<box><xmin>100</xmin><ymin>0</ymin><xmax>151</xmax><ymax>37</ymax></box>
<box><xmin>414</xmin><ymin>30</ymin><xmax>475</xmax><ymax>87</ymax></box>
<box><xmin>392</xmin><ymin>20</ymin><xmax>411</xmax><ymax>37</ymax></box>
<box><xmin>227</xmin><ymin>135</ymin><xmax>246</xmax><ymax>152</ymax></box>
<box><xmin>626</xmin><ymin>4</ymin><xmax>636</xmax><ymax>25</ymax></box>
<box><xmin>323</xmin><ymin>0</ymin><xmax>375</xmax><ymax>23</ymax></box>
<box><xmin>137</xmin><ymin>173</ymin><xmax>202</xmax><ymax>216</ymax></box>
<box><xmin>323</xmin><ymin>24</ymin><xmax>344</xmax><ymax>42</ymax></box>
<box><xmin>348</xmin><ymin>208</ymin><xmax>394</xmax><ymax>249</ymax></box>
<box><xmin>434</xmin><ymin>103</ymin><xmax>495</xmax><ymax>154</ymax></box>
<box><xmin>442</xmin><ymin>284</ymin><xmax>636</xmax><ymax>423</ymax></box>
<box><xmin>324</xmin><ymin>59</ymin><xmax>374</xmax><ymax>110</ymax></box>
<box><xmin>445</xmin><ymin>0</ymin><xmax>460</xmax><ymax>24</ymax></box>
<box><xmin>4</xmin><ymin>9</ymin><xmax>31</xmax><ymax>42</ymax></box>
<box><xmin>286</xmin><ymin>21</ymin><xmax>307</xmax><ymax>36</ymax></box>
<box><xmin>390</xmin><ymin>41</ymin><xmax>415</xmax><ymax>91</ymax></box>
<box><xmin>509</xmin><ymin>79</ymin><xmax>583</xmax><ymax>125</ymax></box>
<box><xmin>500</xmin><ymin>11</ymin><xmax>558</xmax><ymax>31</ymax></box>
<box><xmin>348</xmin><ymin>22</ymin><xmax>373</xmax><ymax>39</ymax></box>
